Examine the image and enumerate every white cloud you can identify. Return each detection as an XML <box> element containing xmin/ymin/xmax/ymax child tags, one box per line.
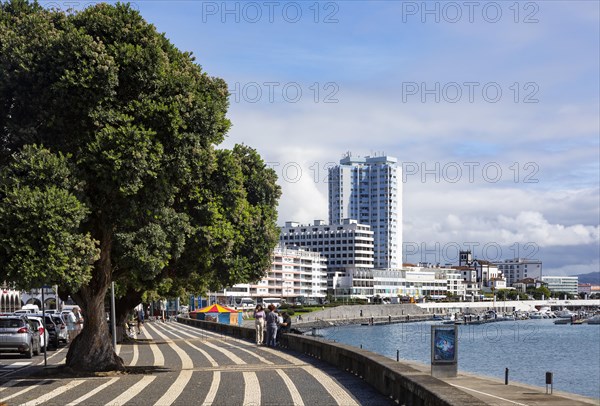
<box><xmin>221</xmin><ymin>90</ymin><xmax>598</xmax><ymax>270</ymax></box>
<box><xmin>410</xmin><ymin>210</ymin><xmax>599</xmax><ymax>247</ymax></box>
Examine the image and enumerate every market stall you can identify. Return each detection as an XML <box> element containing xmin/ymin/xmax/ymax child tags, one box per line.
<box><xmin>190</xmin><ymin>303</ymin><xmax>243</xmax><ymax>326</ymax></box>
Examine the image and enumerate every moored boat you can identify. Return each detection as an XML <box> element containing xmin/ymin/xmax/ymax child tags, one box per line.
<box><xmin>571</xmin><ymin>319</ymin><xmax>585</xmax><ymax>325</ymax></box>
<box><xmin>554</xmin><ymin>309</ymin><xmax>575</xmax><ymax>318</ymax></box>
<box><xmin>586</xmin><ymin>315</ymin><xmax>600</xmax><ymax>325</ymax></box>
<box><xmin>553</xmin><ymin>318</ymin><xmax>570</xmax><ymax>325</ymax></box>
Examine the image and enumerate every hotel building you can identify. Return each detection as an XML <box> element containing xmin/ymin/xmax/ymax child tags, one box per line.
<box><xmin>220</xmin><ymin>245</ymin><xmax>327</xmax><ymax>303</ymax></box>
<box><xmin>279</xmin><ymin>219</ymin><xmax>374</xmax><ymax>297</ymax></box>
<box><xmin>494</xmin><ymin>258</ymin><xmax>543</xmax><ymax>286</ymax></box>
<box><xmin>328</xmin><ymin>154</ymin><xmax>402</xmax><ymax>269</ymax></box>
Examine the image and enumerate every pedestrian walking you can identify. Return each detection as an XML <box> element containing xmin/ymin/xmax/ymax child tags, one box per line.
<box><xmin>66</xmin><ymin>310</ymin><xmax>78</xmax><ymax>341</ymax></box>
<box><xmin>137</xmin><ymin>308</ymin><xmax>144</xmax><ymax>334</ymax></box>
<box><xmin>254</xmin><ymin>304</ymin><xmax>265</xmax><ymax>345</ymax></box>
<box><xmin>126</xmin><ymin>316</ymin><xmax>136</xmax><ymax>338</ymax></box>
<box><xmin>73</xmin><ymin>307</ymin><xmax>83</xmax><ymax>338</ymax></box>
<box><xmin>265</xmin><ymin>304</ymin><xmax>278</xmax><ymax>347</ymax></box>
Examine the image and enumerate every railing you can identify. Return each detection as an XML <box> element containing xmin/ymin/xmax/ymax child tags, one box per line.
<box><xmin>177</xmin><ymin>317</ymin><xmax>484</xmax><ymax>406</ymax></box>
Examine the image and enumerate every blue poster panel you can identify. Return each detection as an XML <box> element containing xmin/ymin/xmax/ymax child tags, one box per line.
<box><xmin>432</xmin><ymin>326</ymin><xmax>457</xmax><ymax>364</ymax></box>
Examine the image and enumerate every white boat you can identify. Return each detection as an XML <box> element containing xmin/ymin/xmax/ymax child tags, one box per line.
<box><xmin>587</xmin><ymin>315</ymin><xmax>600</xmax><ymax>325</ymax></box>
<box><xmin>554</xmin><ymin>318</ymin><xmax>570</xmax><ymax>325</ymax></box>
<box><xmin>555</xmin><ymin>309</ymin><xmax>575</xmax><ymax>318</ymax></box>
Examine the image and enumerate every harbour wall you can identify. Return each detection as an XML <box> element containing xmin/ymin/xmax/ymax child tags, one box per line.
<box><xmin>416</xmin><ymin>299</ymin><xmax>600</xmax><ymax>312</ymax></box>
<box><xmin>177</xmin><ymin>316</ymin><xmax>485</xmax><ymax>406</ymax></box>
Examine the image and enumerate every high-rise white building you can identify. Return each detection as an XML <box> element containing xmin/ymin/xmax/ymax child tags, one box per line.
<box><xmin>328</xmin><ymin>154</ymin><xmax>402</xmax><ymax>269</ymax></box>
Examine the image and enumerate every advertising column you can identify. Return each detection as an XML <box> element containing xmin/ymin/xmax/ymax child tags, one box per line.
<box><xmin>431</xmin><ymin>325</ymin><xmax>458</xmax><ymax>378</ymax></box>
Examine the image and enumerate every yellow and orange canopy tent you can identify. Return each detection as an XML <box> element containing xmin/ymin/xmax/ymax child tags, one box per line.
<box><xmin>196</xmin><ymin>304</ymin><xmax>238</xmax><ymax>313</ymax></box>
<box><xmin>190</xmin><ymin>303</ymin><xmax>242</xmax><ymax>325</ymax></box>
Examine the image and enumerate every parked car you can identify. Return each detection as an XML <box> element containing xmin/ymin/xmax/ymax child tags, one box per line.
<box><xmin>30</xmin><ymin>313</ymin><xmax>60</xmax><ymax>349</ymax></box>
<box><xmin>0</xmin><ymin>315</ymin><xmax>41</xmax><ymax>358</ymax></box>
<box><xmin>26</xmin><ymin>316</ymin><xmax>48</xmax><ymax>352</ymax></box>
<box><xmin>51</xmin><ymin>314</ymin><xmax>69</xmax><ymax>344</ymax></box>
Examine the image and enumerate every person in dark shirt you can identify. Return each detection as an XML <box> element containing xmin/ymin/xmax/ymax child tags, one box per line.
<box><xmin>279</xmin><ymin>312</ymin><xmax>292</xmax><ymax>334</ymax></box>
<box><xmin>265</xmin><ymin>305</ymin><xmax>279</xmax><ymax>347</ymax></box>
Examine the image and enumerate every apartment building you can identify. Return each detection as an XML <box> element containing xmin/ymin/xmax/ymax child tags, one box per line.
<box><xmin>328</xmin><ymin>154</ymin><xmax>402</xmax><ymax>269</ymax></box>
<box><xmin>221</xmin><ymin>245</ymin><xmax>327</xmax><ymax>303</ymax></box>
<box><xmin>279</xmin><ymin>218</ymin><xmax>374</xmax><ymax>295</ymax></box>
<box><xmin>494</xmin><ymin>258</ymin><xmax>542</xmax><ymax>286</ymax></box>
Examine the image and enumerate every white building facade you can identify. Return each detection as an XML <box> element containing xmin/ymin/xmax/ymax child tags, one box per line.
<box><xmin>280</xmin><ymin>219</ymin><xmax>374</xmax><ymax>270</ymax></box>
<box><xmin>328</xmin><ymin>154</ymin><xmax>402</xmax><ymax>269</ymax></box>
<box><xmin>220</xmin><ymin>245</ymin><xmax>328</xmax><ymax>303</ymax></box>
<box><xmin>542</xmin><ymin>276</ymin><xmax>579</xmax><ymax>296</ymax></box>
<box><xmin>494</xmin><ymin>258</ymin><xmax>543</xmax><ymax>286</ymax></box>
<box><xmin>415</xmin><ymin>267</ymin><xmax>467</xmax><ymax>298</ymax></box>
<box><xmin>0</xmin><ymin>284</ymin><xmax>21</xmax><ymax>313</ymax></box>
<box><xmin>279</xmin><ymin>219</ymin><xmax>374</xmax><ymax>296</ymax></box>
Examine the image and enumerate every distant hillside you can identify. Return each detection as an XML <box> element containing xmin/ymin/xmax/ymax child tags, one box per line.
<box><xmin>576</xmin><ymin>271</ymin><xmax>600</xmax><ymax>285</ymax></box>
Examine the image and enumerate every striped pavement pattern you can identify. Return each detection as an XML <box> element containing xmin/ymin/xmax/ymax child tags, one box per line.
<box><xmin>0</xmin><ymin>320</ymin><xmax>394</xmax><ymax>406</ymax></box>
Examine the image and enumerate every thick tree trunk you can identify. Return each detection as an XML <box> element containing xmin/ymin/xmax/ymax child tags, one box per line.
<box><xmin>66</xmin><ymin>285</ymin><xmax>124</xmax><ymax>371</ymax></box>
<box><xmin>115</xmin><ymin>289</ymin><xmax>143</xmax><ymax>343</ymax></box>
<box><xmin>65</xmin><ymin>228</ymin><xmax>124</xmax><ymax>372</ymax></box>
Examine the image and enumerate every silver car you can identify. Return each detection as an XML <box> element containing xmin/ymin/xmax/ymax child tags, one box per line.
<box><xmin>0</xmin><ymin>315</ymin><xmax>41</xmax><ymax>358</ymax></box>
<box><xmin>51</xmin><ymin>314</ymin><xmax>69</xmax><ymax>344</ymax></box>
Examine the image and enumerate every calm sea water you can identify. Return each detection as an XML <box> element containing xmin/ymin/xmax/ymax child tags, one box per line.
<box><xmin>318</xmin><ymin>319</ymin><xmax>600</xmax><ymax>399</ymax></box>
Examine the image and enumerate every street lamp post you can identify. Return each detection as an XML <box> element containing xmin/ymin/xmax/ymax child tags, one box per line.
<box><xmin>41</xmin><ymin>285</ymin><xmax>47</xmax><ymax>366</ymax></box>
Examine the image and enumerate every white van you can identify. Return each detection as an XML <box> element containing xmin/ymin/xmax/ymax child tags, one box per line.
<box><xmin>238</xmin><ymin>298</ymin><xmax>255</xmax><ymax>309</ymax></box>
<box><xmin>15</xmin><ymin>304</ymin><xmax>40</xmax><ymax>314</ymax></box>
<box><xmin>260</xmin><ymin>298</ymin><xmax>282</xmax><ymax>308</ymax></box>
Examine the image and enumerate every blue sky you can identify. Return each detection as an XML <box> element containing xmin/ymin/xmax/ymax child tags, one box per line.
<box><xmin>46</xmin><ymin>1</ymin><xmax>599</xmax><ymax>276</ymax></box>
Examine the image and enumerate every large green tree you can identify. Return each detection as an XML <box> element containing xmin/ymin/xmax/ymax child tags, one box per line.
<box><xmin>0</xmin><ymin>1</ymin><xmax>280</xmax><ymax>371</ymax></box>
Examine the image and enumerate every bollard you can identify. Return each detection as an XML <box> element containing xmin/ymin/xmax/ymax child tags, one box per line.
<box><xmin>397</xmin><ymin>349</ymin><xmax>399</xmax><ymax>361</ymax></box>
<box><xmin>505</xmin><ymin>368</ymin><xmax>509</xmax><ymax>385</ymax></box>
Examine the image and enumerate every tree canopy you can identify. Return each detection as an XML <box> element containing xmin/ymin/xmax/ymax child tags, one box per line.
<box><xmin>0</xmin><ymin>1</ymin><xmax>280</xmax><ymax>371</ymax></box>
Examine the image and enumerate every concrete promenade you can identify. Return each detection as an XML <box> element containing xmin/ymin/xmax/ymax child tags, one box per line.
<box><xmin>0</xmin><ymin>320</ymin><xmax>395</xmax><ymax>405</ymax></box>
<box><xmin>394</xmin><ymin>359</ymin><xmax>598</xmax><ymax>406</ymax></box>
<box><xmin>1</xmin><ymin>316</ymin><xmax>597</xmax><ymax>405</ymax></box>
<box><xmin>241</xmin><ymin>304</ymin><xmax>600</xmax><ymax>405</ymax></box>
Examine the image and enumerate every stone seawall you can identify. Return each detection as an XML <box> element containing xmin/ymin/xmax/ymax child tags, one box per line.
<box><xmin>242</xmin><ymin>303</ymin><xmax>433</xmax><ymax>329</ymax></box>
